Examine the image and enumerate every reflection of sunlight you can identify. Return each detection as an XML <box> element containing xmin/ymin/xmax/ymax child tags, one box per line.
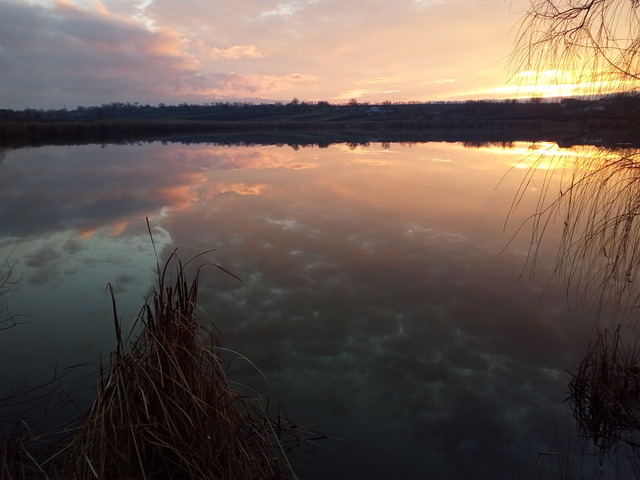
<box><xmin>343</xmin><ymin>158</ymin><xmax>389</xmax><ymax>167</ymax></box>
<box><xmin>405</xmin><ymin>224</ymin><xmax>466</xmax><ymax>243</ymax></box>
<box><xmin>338</xmin><ymin>144</ymin><xmax>396</xmax><ymax>166</ymax></box>
<box><xmin>478</xmin><ymin>140</ymin><xmax>561</xmax><ymax>157</ymax></box>
<box><xmin>338</xmin><ymin>145</ymin><xmax>397</xmax><ymax>155</ymax></box>
<box><xmin>193</xmin><ymin>146</ymin><xmax>319</xmax><ymax>170</ymax></box>
<box><xmin>477</xmin><ymin>141</ymin><xmax>596</xmax><ymax>171</ymax></box>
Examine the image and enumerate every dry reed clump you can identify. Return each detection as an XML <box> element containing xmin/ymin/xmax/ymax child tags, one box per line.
<box><xmin>568</xmin><ymin>326</ymin><xmax>640</xmax><ymax>461</ymax></box>
<box><xmin>57</xmin><ymin>250</ymin><xmax>306</xmax><ymax>479</ymax></box>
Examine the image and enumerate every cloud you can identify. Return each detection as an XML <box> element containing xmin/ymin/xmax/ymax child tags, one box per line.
<box><xmin>0</xmin><ymin>144</ymin><xmax>320</xmax><ymax>241</ymax></box>
<box><xmin>215</xmin><ymin>182</ymin><xmax>269</xmax><ymax>195</ymax></box>
<box><xmin>0</xmin><ymin>0</ymin><xmax>525</xmax><ymax>108</ymax></box>
<box><xmin>0</xmin><ymin>144</ymin><xmax>201</xmax><ymax>238</ymax></box>
<box><xmin>336</xmin><ymin>88</ymin><xmax>401</xmax><ymax>101</ymax></box>
<box><xmin>23</xmin><ymin>245</ymin><xmax>62</xmax><ymax>268</ymax></box>
<box><xmin>207</xmin><ymin>44</ymin><xmax>264</xmax><ymax>59</ymax></box>
<box><xmin>23</xmin><ymin>244</ymin><xmax>64</xmax><ymax>285</ymax></box>
<box><xmin>167</xmin><ymin>70</ymin><xmax>317</xmax><ymax>101</ymax></box>
<box><xmin>0</xmin><ymin>0</ymin><xmax>200</xmax><ymax>108</ymax></box>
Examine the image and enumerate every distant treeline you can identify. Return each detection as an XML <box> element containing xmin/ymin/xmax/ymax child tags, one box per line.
<box><xmin>2</xmin><ymin>95</ymin><xmax>640</xmax><ymax>149</ymax></box>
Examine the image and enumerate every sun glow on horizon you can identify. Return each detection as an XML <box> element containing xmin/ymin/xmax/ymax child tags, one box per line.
<box><xmin>474</xmin><ymin>69</ymin><xmax>640</xmax><ymax>101</ymax></box>
<box><xmin>9</xmin><ymin>0</ymin><xmax>640</xmax><ymax>109</ymax></box>
<box><xmin>0</xmin><ymin>0</ymin><xmax>531</xmax><ymax>109</ymax></box>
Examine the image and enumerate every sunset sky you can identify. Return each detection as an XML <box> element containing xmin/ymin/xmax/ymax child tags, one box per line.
<box><xmin>0</xmin><ymin>0</ymin><xmax>540</xmax><ymax>109</ymax></box>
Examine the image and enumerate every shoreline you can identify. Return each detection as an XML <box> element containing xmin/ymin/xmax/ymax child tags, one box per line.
<box><xmin>1</xmin><ymin>119</ymin><xmax>636</xmax><ymax>149</ymax></box>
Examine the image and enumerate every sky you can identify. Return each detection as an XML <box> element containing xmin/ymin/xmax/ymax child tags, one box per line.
<box><xmin>0</xmin><ymin>0</ymin><xmax>538</xmax><ymax>110</ymax></box>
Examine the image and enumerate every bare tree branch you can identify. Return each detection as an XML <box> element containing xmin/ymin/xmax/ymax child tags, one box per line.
<box><xmin>510</xmin><ymin>0</ymin><xmax>640</xmax><ymax>92</ymax></box>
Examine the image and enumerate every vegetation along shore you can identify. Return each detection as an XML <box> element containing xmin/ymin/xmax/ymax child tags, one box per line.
<box><xmin>3</xmin><ymin>95</ymin><xmax>640</xmax><ymax>149</ymax></box>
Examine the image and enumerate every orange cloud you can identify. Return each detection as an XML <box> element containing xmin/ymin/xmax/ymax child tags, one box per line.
<box><xmin>78</xmin><ymin>227</ymin><xmax>98</xmax><ymax>239</ymax></box>
<box><xmin>157</xmin><ymin>184</ymin><xmax>199</xmax><ymax>210</ymax></box>
<box><xmin>110</xmin><ymin>220</ymin><xmax>130</xmax><ymax>237</ymax></box>
<box><xmin>1</xmin><ymin>0</ymin><xmax>530</xmax><ymax>108</ymax></box>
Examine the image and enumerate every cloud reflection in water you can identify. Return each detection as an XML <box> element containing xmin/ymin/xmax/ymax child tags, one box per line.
<box><xmin>0</xmin><ymin>141</ymin><xmax>600</xmax><ymax>479</ymax></box>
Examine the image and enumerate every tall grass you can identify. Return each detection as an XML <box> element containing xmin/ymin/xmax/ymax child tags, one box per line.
<box><xmin>1</xmin><ymin>246</ymin><xmax>317</xmax><ymax>479</ymax></box>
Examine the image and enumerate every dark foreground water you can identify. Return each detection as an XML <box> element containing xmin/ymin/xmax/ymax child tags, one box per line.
<box><xmin>0</xmin><ymin>140</ymin><xmax>623</xmax><ymax>479</ymax></box>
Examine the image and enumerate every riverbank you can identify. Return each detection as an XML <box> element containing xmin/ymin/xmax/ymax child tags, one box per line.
<box><xmin>3</xmin><ymin>96</ymin><xmax>640</xmax><ymax>149</ymax></box>
<box><xmin>1</xmin><ymin>118</ymin><xmax>637</xmax><ymax>150</ymax></box>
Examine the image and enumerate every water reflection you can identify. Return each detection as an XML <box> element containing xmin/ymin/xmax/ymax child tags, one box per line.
<box><xmin>501</xmin><ymin>143</ymin><xmax>640</xmax><ymax>467</ymax></box>
<box><xmin>510</xmin><ymin>144</ymin><xmax>640</xmax><ymax>316</ymax></box>
<box><xmin>0</xmin><ymin>141</ymin><xmax>607</xmax><ymax>479</ymax></box>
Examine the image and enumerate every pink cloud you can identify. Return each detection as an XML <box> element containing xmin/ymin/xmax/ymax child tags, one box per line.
<box><xmin>208</xmin><ymin>45</ymin><xmax>265</xmax><ymax>60</ymax></box>
<box><xmin>0</xmin><ymin>0</ymin><xmax>528</xmax><ymax>108</ymax></box>
<box><xmin>191</xmin><ymin>72</ymin><xmax>317</xmax><ymax>100</ymax></box>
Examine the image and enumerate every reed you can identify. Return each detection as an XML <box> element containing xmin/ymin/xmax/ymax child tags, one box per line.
<box><xmin>568</xmin><ymin>326</ymin><xmax>640</xmax><ymax>462</ymax></box>
<box><xmin>61</xmin><ymin>249</ymin><xmax>305</xmax><ymax>479</ymax></box>
<box><xmin>1</xmin><ymin>247</ymin><xmax>314</xmax><ymax>479</ymax></box>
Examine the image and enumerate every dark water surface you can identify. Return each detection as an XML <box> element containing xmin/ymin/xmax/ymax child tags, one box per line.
<box><xmin>0</xmin><ymin>141</ymin><xmax>611</xmax><ymax>478</ymax></box>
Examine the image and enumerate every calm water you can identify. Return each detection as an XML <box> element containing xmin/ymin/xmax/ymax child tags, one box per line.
<box><xmin>0</xmin><ymin>140</ymin><xmax>614</xmax><ymax>479</ymax></box>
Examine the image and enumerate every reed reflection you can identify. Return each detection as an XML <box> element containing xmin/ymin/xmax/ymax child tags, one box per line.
<box><xmin>510</xmin><ymin>143</ymin><xmax>640</xmax><ymax>468</ymax></box>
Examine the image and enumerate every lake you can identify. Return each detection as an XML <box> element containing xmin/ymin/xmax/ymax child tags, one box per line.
<box><xmin>0</xmin><ymin>139</ymin><xmax>622</xmax><ymax>479</ymax></box>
